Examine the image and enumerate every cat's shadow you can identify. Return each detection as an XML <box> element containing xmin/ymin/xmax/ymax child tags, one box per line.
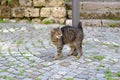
<box><xmin>35</xmin><ymin>47</ymin><xmax>68</xmax><ymax>61</ymax></box>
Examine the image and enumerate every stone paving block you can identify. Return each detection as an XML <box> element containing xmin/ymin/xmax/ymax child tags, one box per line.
<box><xmin>19</xmin><ymin>0</ymin><xmax>32</xmax><ymax>7</ymax></box>
<box><xmin>0</xmin><ymin>24</ymin><xmax>120</xmax><ymax>80</ymax></box>
<box><xmin>97</xmin><ymin>78</ymin><xmax>107</xmax><ymax>80</ymax></box>
<box><xmin>75</xmin><ymin>74</ymin><xmax>89</xmax><ymax>79</ymax></box>
<box><xmin>58</xmin><ymin>71</ymin><xmax>67</xmax><ymax>75</ymax></box>
<box><xmin>22</xmin><ymin>78</ymin><xmax>32</xmax><ymax>80</ymax></box>
<box><xmin>12</xmin><ymin>7</ymin><xmax>25</xmax><ymax>18</ymax></box>
<box><xmin>33</xmin><ymin>0</ymin><xmax>46</xmax><ymax>7</ymax></box>
<box><xmin>51</xmin><ymin>74</ymin><xmax>63</xmax><ymax>79</ymax></box>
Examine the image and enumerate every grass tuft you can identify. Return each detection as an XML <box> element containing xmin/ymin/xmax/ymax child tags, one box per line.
<box><xmin>93</xmin><ymin>55</ymin><xmax>105</xmax><ymax>61</ymax></box>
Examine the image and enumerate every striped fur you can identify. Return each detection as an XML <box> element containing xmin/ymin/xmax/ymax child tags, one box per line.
<box><xmin>51</xmin><ymin>22</ymin><xmax>84</xmax><ymax>60</ymax></box>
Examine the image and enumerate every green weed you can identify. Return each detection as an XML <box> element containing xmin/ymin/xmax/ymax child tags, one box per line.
<box><xmin>17</xmin><ymin>40</ymin><xmax>23</xmax><ymax>46</ymax></box>
<box><xmin>109</xmin><ymin>22</ymin><xmax>115</xmax><ymax>27</ymax></box>
<box><xmin>104</xmin><ymin>68</ymin><xmax>114</xmax><ymax>80</ymax></box>
<box><xmin>42</xmin><ymin>64</ymin><xmax>48</xmax><ymax>67</ymax></box>
<box><xmin>93</xmin><ymin>55</ymin><xmax>105</xmax><ymax>61</ymax></box>
<box><xmin>35</xmin><ymin>78</ymin><xmax>41</xmax><ymax>80</ymax></box>
<box><xmin>29</xmin><ymin>59</ymin><xmax>35</xmax><ymax>63</ymax></box>
<box><xmin>65</xmin><ymin>78</ymin><xmax>73</xmax><ymax>80</ymax></box>
<box><xmin>42</xmin><ymin>20</ymin><xmax>52</xmax><ymax>24</ymax></box>
<box><xmin>2</xmin><ymin>76</ymin><xmax>13</xmax><ymax>80</ymax></box>
<box><xmin>117</xmin><ymin>71</ymin><xmax>120</xmax><ymax>77</ymax></box>
<box><xmin>6</xmin><ymin>0</ymin><xmax>12</xmax><ymax>4</ymax></box>
<box><xmin>0</xmin><ymin>18</ymin><xmax>5</xmax><ymax>23</ymax></box>
<box><xmin>19</xmin><ymin>69</ymin><xmax>25</xmax><ymax>76</ymax></box>
<box><xmin>113</xmin><ymin>44</ymin><xmax>119</xmax><ymax>48</ymax></box>
<box><xmin>99</xmin><ymin>63</ymin><xmax>105</xmax><ymax>67</ymax></box>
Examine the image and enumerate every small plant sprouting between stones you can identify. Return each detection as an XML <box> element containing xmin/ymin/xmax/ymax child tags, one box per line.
<box><xmin>29</xmin><ymin>59</ymin><xmax>35</xmax><ymax>63</ymax></box>
<box><xmin>117</xmin><ymin>71</ymin><xmax>120</xmax><ymax>77</ymax></box>
<box><xmin>0</xmin><ymin>18</ymin><xmax>5</xmax><ymax>23</ymax></box>
<box><xmin>6</xmin><ymin>0</ymin><xmax>12</xmax><ymax>4</ymax></box>
<box><xmin>101</xmin><ymin>43</ymin><xmax>110</xmax><ymax>46</ymax></box>
<box><xmin>19</xmin><ymin>69</ymin><xmax>25</xmax><ymax>76</ymax></box>
<box><xmin>93</xmin><ymin>55</ymin><xmax>105</xmax><ymax>61</ymax></box>
<box><xmin>109</xmin><ymin>22</ymin><xmax>115</xmax><ymax>27</ymax></box>
<box><xmin>113</xmin><ymin>44</ymin><xmax>119</xmax><ymax>48</ymax></box>
<box><xmin>65</xmin><ymin>78</ymin><xmax>73</xmax><ymax>80</ymax></box>
<box><xmin>17</xmin><ymin>40</ymin><xmax>23</xmax><ymax>46</ymax></box>
<box><xmin>30</xmin><ymin>64</ymin><xmax>34</xmax><ymax>67</ymax></box>
<box><xmin>99</xmin><ymin>63</ymin><xmax>105</xmax><ymax>67</ymax></box>
<box><xmin>104</xmin><ymin>68</ymin><xmax>114</xmax><ymax>80</ymax></box>
<box><xmin>2</xmin><ymin>76</ymin><xmax>13</xmax><ymax>80</ymax></box>
<box><xmin>42</xmin><ymin>64</ymin><xmax>48</xmax><ymax>67</ymax></box>
<box><xmin>42</xmin><ymin>19</ymin><xmax>52</xmax><ymax>25</ymax></box>
<box><xmin>35</xmin><ymin>78</ymin><xmax>42</xmax><ymax>80</ymax></box>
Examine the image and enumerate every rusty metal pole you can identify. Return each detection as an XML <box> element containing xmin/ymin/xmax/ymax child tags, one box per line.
<box><xmin>72</xmin><ymin>0</ymin><xmax>80</xmax><ymax>27</ymax></box>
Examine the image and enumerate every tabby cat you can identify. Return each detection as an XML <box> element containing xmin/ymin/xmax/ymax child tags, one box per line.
<box><xmin>51</xmin><ymin>22</ymin><xmax>84</xmax><ymax>60</ymax></box>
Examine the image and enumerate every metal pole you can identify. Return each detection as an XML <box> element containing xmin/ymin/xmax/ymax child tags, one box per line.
<box><xmin>72</xmin><ymin>0</ymin><xmax>80</xmax><ymax>27</ymax></box>
<box><xmin>72</xmin><ymin>0</ymin><xmax>80</xmax><ymax>56</ymax></box>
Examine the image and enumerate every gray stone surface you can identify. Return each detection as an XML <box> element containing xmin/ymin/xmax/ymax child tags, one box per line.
<box><xmin>0</xmin><ymin>23</ymin><xmax>120</xmax><ymax>80</ymax></box>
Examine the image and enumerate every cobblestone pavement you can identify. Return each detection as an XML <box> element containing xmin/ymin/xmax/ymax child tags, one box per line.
<box><xmin>0</xmin><ymin>23</ymin><xmax>120</xmax><ymax>80</ymax></box>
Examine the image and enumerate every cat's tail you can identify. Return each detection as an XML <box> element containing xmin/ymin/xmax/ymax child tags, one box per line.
<box><xmin>78</xmin><ymin>21</ymin><xmax>83</xmax><ymax>31</ymax></box>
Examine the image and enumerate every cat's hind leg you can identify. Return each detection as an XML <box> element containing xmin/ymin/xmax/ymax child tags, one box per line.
<box><xmin>68</xmin><ymin>44</ymin><xmax>75</xmax><ymax>56</ymax></box>
<box><xmin>75</xmin><ymin>43</ymin><xmax>82</xmax><ymax>59</ymax></box>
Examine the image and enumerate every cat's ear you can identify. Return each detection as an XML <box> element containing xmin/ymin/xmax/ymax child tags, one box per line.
<box><xmin>51</xmin><ymin>28</ymin><xmax>55</xmax><ymax>33</ymax></box>
<box><xmin>57</xmin><ymin>26</ymin><xmax>61</xmax><ymax>30</ymax></box>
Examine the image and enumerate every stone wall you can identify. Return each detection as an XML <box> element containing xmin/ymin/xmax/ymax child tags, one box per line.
<box><xmin>0</xmin><ymin>0</ymin><xmax>66</xmax><ymax>24</ymax></box>
<box><xmin>0</xmin><ymin>0</ymin><xmax>120</xmax><ymax>26</ymax></box>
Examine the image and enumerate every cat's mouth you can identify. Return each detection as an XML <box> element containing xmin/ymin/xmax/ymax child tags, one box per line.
<box><xmin>56</xmin><ymin>34</ymin><xmax>62</xmax><ymax>39</ymax></box>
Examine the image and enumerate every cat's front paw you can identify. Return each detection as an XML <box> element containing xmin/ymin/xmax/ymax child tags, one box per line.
<box><xmin>68</xmin><ymin>53</ymin><xmax>73</xmax><ymax>56</ymax></box>
<box><xmin>76</xmin><ymin>55</ymin><xmax>80</xmax><ymax>59</ymax></box>
<box><xmin>76</xmin><ymin>54</ymin><xmax>82</xmax><ymax>59</ymax></box>
<box><xmin>68</xmin><ymin>52</ymin><xmax>73</xmax><ymax>56</ymax></box>
<box><xmin>54</xmin><ymin>53</ymin><xmax>63</xmax><ymax>60</ymax></box>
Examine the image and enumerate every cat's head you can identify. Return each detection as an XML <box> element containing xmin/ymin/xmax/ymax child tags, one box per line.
<box><xmin>51</xmin><ymin>27</ymin><xmax>62</xmax><ymax>39</ymax></box>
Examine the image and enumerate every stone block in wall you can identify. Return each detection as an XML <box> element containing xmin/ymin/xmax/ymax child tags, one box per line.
<box><xmin>12</xmin><ymin>7</ymin><xmax>25</xmax><ymax>18</ymax></box>
<box><xmin>0</xmin><ymin>7</ymin><xmax>1</xmax><ymax>16</ymax></box>
<box><xmin>52</xmin><ymin>7</ymin><xmax>66</xmax><ymax>18</ymax></box>
<box><xmin>0</xmin><ymin>0</ymin><xmax>6</xmax><ymax>6</ymax></box>
<box><xmin>25</xmin><ymin>8</ymin><xmax>39</xmax><ymax>17</ymax></box>
<box><xmin>32</xmin><ymin>18</ymin><xmax>41</xmax><ymax>23</ymax></box>
<box><xmin>19</xmin><ymin>0</ymin><xmax>32</xmax><ymax>7</ymax></box>
<box><xmin>33</xmin><ymin>0</ymin><xmax>46</xmax><ymax>7</ymax></box>
<box><xmin>47</xmin><ymin>0</ymin><xmax>64</xmax><ymax>7</ymax></box>
<box><xmin>19</xmin><ymin>20</ymin><xmax>29</xmax><ymax>23</ymax></box>
<box><xmin>8</xmin><ymin>0</ymin><xmax>19</xmax><ymax>8</ymax></box>
<box><xmin>67</xmin><ymin>10</ymin><xmax>72</xmax><ymax>18</ymax></box>
<box><xmin>54</xmin><ymin>18</ymin><xmax>65</xmax><ymax>24</ymax></box>
<box><xmin>0</xmin><ymin>6</ymin><xmax>11</xmax><ymax>18</ymax></box>
<box><xmin>40</xmin><ymin>8</ymin><xmax>51</xmax><ymax>17</ymax></box>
